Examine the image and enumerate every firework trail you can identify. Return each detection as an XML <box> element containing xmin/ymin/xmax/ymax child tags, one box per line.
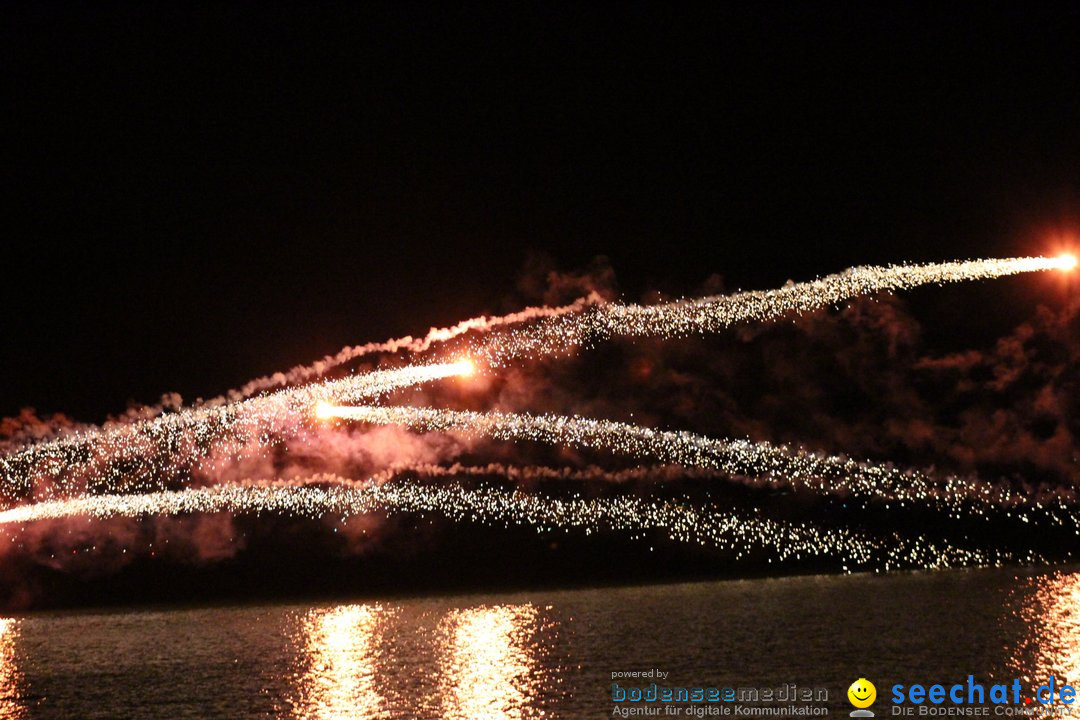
<box><xmin>466</xmin><ymin>256</ymin><xmax>1077</xmax><ymax>366</ymax></box>
<box><xmin>0</xmin><ymin>255</ymin><xmax>1072</xmax><ymax>530</ymax></box>
<box><xmin>370</xmin><ymin>461</ymin><xmax>731</xmax><ymax>485</ymax></box>
<box><xmin>0</xmin><ymin>362</ymin><xmax>473</xmax><ymax>503</ymax></box>
<box><xmin>0</xmin><ymin>464</ymin><xmax>714</xmax><ymax>525</ymax></box>
<box><xmin>0</xmin><ymin>474</ymin><xmax>1042</xmax><ymax>572</ymax></box>
<box><xmin>317</xmin><ymin>405</ymin><xmax>1079</xmax><ymax>528</ymax></box>
<box><xmin>231</xmin><ymin>256</ymin><xmax>1076</xmax><ymax>381</ymax></box>
<box><xmin>231</xmin><ymin>296</ymin><xmax>604</xmax><ymax>399</ymax></box>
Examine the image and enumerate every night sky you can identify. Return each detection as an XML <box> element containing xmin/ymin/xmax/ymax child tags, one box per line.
<box><xmin>3</xmin><ymin>4</ymin><xmax>1079</xmax><ymax>422</ymax></box>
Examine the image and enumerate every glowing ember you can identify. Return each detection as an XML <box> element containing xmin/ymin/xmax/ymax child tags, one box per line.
<box><xmin>1055</xmin><ymin>253</ymin><xmax>1078</xmax><ymax>270</ymax></box>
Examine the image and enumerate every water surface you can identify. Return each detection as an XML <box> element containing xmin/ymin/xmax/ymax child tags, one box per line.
<box><xmin>2</xmin><ymin>567</ymin><xmax>1077</xmax><ymax>718</ymax></box>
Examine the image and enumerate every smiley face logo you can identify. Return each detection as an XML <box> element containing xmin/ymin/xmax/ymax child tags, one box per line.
<box><xmin>848</xmin><ymin>678</ymin><xmax>876</xmax><ymax>709</ymax></box>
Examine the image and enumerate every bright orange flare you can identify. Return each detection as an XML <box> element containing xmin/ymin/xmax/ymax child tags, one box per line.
<box><xmin>1057</xmin><ymin>253</ymin><xmax>1078</xmax><ymax>271</ymax></box>
<box><xmin>451</xmin><ymin>358</ymin><xmax>476</xmax><ymax>377</ymax></box>
<box><xmin>313</xmin><ymin>361</ymin><xmax>475</xmax><ymax>420</ymax></box>
<box><xmin>314</xmin><ymin>400</ymin><xmax>335</xmax><ymax>420</ymax></box>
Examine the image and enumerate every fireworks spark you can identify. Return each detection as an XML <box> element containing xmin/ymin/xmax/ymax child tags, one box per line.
<box><xmin>0</xmin><ymin>254</ymin><xmax>1073</xmax><ymax>577</ymax></box>
<box><xmin>0</xmin><ymin>474</ymin><xmax>1044</xmax><ymax>572</ymax></box>
<box><xmin>464</xmin><ymin>256</ymin><xmax>1076</xmax><ymax>366</ymax></box>
<box><xmin>0</xmin><ymin>362</ymin><xmax>474</xmax><ymax>503</ymax></box>
<box><xmin>228</xmin><ymin>256</ymin><xmax>1074</xmax><ymax>383</ymax></box>
<box><xmin>231</xmin><ymin>296</ymin><xmax>602</xmax><ymax>398</ymax></box>
<box><xmin>317</xmin><ymin>404</ymin><xmax>1080</xmax><ymax>528</ymax></box>
<box><xmin>449</xmin><ymin>358</ymin><xmax>477</xmax><ymax>377</ymax></box>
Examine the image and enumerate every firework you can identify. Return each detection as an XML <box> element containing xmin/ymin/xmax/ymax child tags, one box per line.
<box><xmin>317</xmin><ymin>404</ymin><xmax>1078</xmax><ymax>528</ymax></box>
<box><xmin>0</xmin><ymin>473</ymin><xmax>1041</xmax><ymax>572</ymax></box>
<box><xmin>0</xmin><ymin>362</ymin><xmax>473</xmax><ymax>503</ymax></box>
<box><xmin>231</xmin><ymin>297</ymin><xmax>602</xmax><ymax>398</ymax></box>
<box><xmin>467</xmin><ymin>256</ymin><xmax>1076</xmax><ymax>366</ymax></box>
<box><xmin>2</xmin><ymin>256</ymin><xmax>1066</xmax><ymax>505</ymax></box>
<box><xmin>232</xmin><ymin>256</ymin><xmax>1075</xmax><ymax>381</ymax></box>
<box><xmin>0</xmin><ymin>254</ymin><xmax>1073</xmax><ymax>578</ymax></box>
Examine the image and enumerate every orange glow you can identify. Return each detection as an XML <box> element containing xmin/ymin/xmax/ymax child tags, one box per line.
<box><xmin>438</xmin><ymin>605</ymin><xmax>541</xmax><ymax>719</ymax></box>
<box><xmin>1006</xmin><ymin>572</ymin><xmax>1080</xmax><ymax>694</ymax></box>
<box><xmin>314</xmin><ymin>400</ymin><xmax>335</xmax><ymax>420</ymax></box>
<box><xmin>0</xmin><ymin>618</ymin><xmax>25</xmax><ymax>719</ymax></box>
<box><xmin>1057</xmin><ymin>253</ymin><xmax>1078</xmax><ymax>271</ymax></box>
<box><xmin>451</xmin><ymin>358</ymin><xmax>477</xmax><ymax>377</ymax></box>
<box><xmin>290</xmin><ymin>604</ymin><xmax>388</xmax><ymax>719</ymax></box>
<box><xmin>313</xmin><ymin>361</ymin><xmax>476</xmax><ymax>421</ymax></box>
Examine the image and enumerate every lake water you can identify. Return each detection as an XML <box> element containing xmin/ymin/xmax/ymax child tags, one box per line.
<box><xmin>1</xmin><ymin>567</ymin><xmax>1078</xmax><ymax>718</ymax></box>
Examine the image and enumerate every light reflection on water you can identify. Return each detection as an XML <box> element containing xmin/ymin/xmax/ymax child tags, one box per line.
<box><xmin>437</xmin><ymin>605</ymin><xmax>543</xmax><ymax>719</ymax></box>
<box><xmin>0</xmin><ymin>618</ymin><xmax>25</xmax><ymax>720</ymax></box>
<box><xmin>285</xmin><ymin>602</ymin><xmax>547</xmax><ymax>719</ymax></box>
<box><xmin>1006</xmin><ymin>571</ymin><xmax>1080</xmax><ymax>688</ymax></box>
<box><xmin>289</xmin><ymin>605</ymin><xmax>392</xmax><ymax>720</ymax></box>
<box><xmin>4</xmin><ymin>570</ymin><xmax>1080</xmax><ymax>718</ymax></box>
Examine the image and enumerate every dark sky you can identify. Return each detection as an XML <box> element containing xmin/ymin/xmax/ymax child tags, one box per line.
<box><xmin>3</xmin><ymin>3</ymin><xmax>1078</xmax><ymax>422</ymax></box>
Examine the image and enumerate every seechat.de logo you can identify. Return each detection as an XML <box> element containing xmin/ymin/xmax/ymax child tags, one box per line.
<box><xmin>848</xmin><ymin>678</ymin><xmax>877</xmax><ymax>717</ymax></box>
